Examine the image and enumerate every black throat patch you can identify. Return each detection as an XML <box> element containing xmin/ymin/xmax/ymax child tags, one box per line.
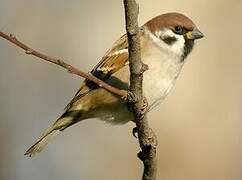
<box><xmin>182</xmin><ymin>39</ymin><xmax>194</xmax><ymax>60</ymax></box>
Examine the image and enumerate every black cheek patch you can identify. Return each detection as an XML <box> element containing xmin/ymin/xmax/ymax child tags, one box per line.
<box><xmin>162</xmin><ymin>36</ymin><xmax>177</xmax><ymax>45</ymax></box>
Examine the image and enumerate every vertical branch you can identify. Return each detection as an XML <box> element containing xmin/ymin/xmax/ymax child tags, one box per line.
<box><xmin>123</xmin><ymin>0</ymin><xmax>158</xmax><ymax>180</ymax></box>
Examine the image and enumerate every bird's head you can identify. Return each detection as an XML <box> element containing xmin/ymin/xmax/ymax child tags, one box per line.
<box><xmin>145</xmin><ymin>12</ymin><xmax>204</xmax><ymax>60</ymax></box>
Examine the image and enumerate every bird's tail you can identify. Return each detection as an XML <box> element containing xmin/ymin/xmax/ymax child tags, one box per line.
<box><xmin>25</xmin><ymin>110</ymin><xmax>82</xmax><ymax>157</ymax></box>
<box><xmin>24</xmin><ymin>127</ymin><xmax>60</xmax><ymax>157</ymax></box>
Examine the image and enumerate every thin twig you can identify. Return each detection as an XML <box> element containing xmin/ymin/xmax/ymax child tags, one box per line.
<box><xmin>0</xmin><ymin>31</ymin><xmax>126</xmax><ymax>98</ymax></box>
<box><xmin>123</xmin><ymin>0</ymin><xmax>158</xmax><ymax>180</ymax></box>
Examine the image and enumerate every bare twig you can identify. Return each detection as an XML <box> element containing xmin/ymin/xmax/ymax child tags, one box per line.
<box><xmin>123</xmin><ymin>0</ymin><xmax>158</xmax><ymax>180</ymax></box>
<box><xmin>0</xmin><ymin>31</ymin><xmax>126</xmax><ymax>98</ymax></box>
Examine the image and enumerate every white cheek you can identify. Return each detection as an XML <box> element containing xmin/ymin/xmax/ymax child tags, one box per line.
<box><xmin>170</xmin><ymin>34</ymin><xmax>185</xmax><ymax>56</ymax></box>
<box><xmin>150</xmin><ymin>28</ymin><xmax>185</xmax><ymax>58</ymax></box>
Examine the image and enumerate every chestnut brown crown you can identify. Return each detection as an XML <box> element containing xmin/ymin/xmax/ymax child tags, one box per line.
<box><xmin>146</xmin><ymin>12</ymin><xmax>196</xmax><ymax>33</ymax></box>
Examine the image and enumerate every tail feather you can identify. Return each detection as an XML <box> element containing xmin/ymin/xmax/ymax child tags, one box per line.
<box><xmin>25</xmin><ymin>109</ymin><xmax>84</xmax><ymax>157</ymax></box>
<box><xmin>24</xmin><ymin>129</ymin><xmax>60</xmax><ymax>157</ymax></box>
<box><xmin>25</xmin><ymin>116</ymin><xmax>73</xmax><ymax>157</ymax></box>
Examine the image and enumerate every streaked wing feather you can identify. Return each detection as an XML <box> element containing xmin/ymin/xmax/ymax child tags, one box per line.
<box><xmin>65</xmin><ymin>34</ymin><xmax>128</xmax><ymax>110</ymax></box>
<box><xmin>92</xmin><ymin>34</ymin><xmax>128</xmax><ymax>74</ymax></box>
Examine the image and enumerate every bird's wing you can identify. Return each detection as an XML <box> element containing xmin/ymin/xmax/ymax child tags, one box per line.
<box><xmin>65</xmin><ymin>34</ymin><xmax>129</xmax><ymax>110</ymax></box>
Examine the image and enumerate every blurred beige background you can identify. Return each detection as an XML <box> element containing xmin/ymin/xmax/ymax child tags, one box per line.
<box><xmin>0</xmin><ymin>0</ymin><xmax>241</xmax><ymax>180</ymax></box>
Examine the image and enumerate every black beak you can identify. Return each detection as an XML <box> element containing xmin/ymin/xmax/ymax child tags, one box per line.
<box><xmin>185</xmin><ymin>28</ymin><xmax>204</xmax><ymax>40</ymax></box>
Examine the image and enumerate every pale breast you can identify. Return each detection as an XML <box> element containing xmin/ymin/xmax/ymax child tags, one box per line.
<box><xmin>85</xmin><ymin>29</ymin><xmax>185</xmax><ymax>124</ymax></box>
<box><xmin>141</xmin><ymin>30</ymin><xmax>184</xmax><ymax>110</ymax></box>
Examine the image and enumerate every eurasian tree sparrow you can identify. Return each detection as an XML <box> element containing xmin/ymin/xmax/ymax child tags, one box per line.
<box><xmin>25</xmin><ymin>12</ymin><xmax>204</xmax><ymax>157</ymax></box>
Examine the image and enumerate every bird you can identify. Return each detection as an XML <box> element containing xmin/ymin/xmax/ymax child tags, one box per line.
<box><xmin>25</xmin><ymin>12</ymin><xmax>204</xmax><ymax>157</ymax></box>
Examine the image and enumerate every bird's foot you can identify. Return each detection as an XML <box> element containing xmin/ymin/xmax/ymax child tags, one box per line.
<box><xmin>132</xmin><ymin>127</ymin><xmax>138</xmax><ymax>138</ymax></box>
<box><xmin>126</xmin><ymin>91</ymin><xmax>138</xmax><ymax>103</ymax></box>
<box><xmin>121</xmin><ymin>91</ymin><xmax>138</xmax><ymax>103</ymax></box>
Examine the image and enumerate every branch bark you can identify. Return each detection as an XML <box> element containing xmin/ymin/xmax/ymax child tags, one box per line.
<box><xmin>0</xmin><ymin>31</ymin><xmax>126</xmax><ymax>98</ymax></box>
<box><xmin>123</xmin><ymin>0</ymin><xmax>158</xmax><ymax>180</ymax></box>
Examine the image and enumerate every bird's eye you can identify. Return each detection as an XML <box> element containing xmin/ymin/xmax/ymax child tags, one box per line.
<box><xmin>174</xmin><ymin>26</ymin><xmax>183</xmax><ymax>34</ymax></box>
